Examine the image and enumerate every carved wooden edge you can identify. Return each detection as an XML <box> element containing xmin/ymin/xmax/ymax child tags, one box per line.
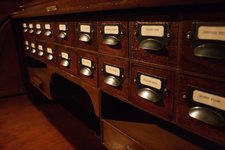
<box><xmin>12</xmin><ymin>0</ymin><xmax>225</xmax><ymax>18</ymax></box>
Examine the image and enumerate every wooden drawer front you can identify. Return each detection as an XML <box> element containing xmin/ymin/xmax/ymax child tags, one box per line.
<box><xmin>176</xmin><ymin>75</ymin><xmax>225</xmax><ymax>146</ymax></box>
<box><xmin>28</xmin><ymin>40</ymin><xmax>38</xmax><ymax>58</ymax></box>
<box><xmin>33</xmin><ymin>22</ymin><xmax>44</xmax><ymax>40</ymax></box>
<box><xmin>99</xmin><ymin>55</ymin><xmax>129</xmax><ymax>100</ymax></box>
<box><xmin>35</xmin><ymin>41</ymin><xmax>45</xmax><ymax>61</ymax></box>
<box><xmin>24</xmin><ymin>38</ymin><xmax>31</xmax><ymax>54</ymax></box>
<box><xmin>44</xmin><ymin>43</ymin><xmax>57</xmax><ymax>66</ymax></box>
<box><xmin>181</xmin><ymin>13</ymin><xmax>225</xmax><ymax>78</ymax></box>
<box><xmin>129</xmin><ymin>15</ymin><xmax>179</xmax><ymax>67</ymax></box>
<box><xmin>77</xmin><ymin>51</ymin><xmax>98</xmax><ymax>87</ymax></box>
<box><xmin>130</xmin><ymin>63</ymin><xmax>175</xmax><ymax>120</ymax></box>
<box><xmin>42</xmin><ymin>22</ymin><xmax>55</xmax><ymax>42</ymax></box>
<box><xmin>22</xmin><ymin>22</ymin><xmax>29</xmax><ymax>37</ymax></box>
<box><xmin>97</xmin><ymin>16</ymin><xmax>129</xmax><ymax>58</ymax></box>
<box><xmin>103</xmin><ymin>121</ymin><xmax>146</xmax><ymax>150</ymax></box>
<box><xmin>75</xmin><ymin>19</ymin><xmax>97</xmax><ymax>51</ymax></box>
<box><xmin>57</xmin><ymin>46</ymin><xmax>77</xmax><ymax>75</ymax></box>
<box><xmin>54</xmin><ymin>22</ymin><xmax>75</xmax><ymax>46</ymax></box>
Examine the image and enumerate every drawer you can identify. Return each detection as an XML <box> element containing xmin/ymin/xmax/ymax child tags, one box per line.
<box><xmin>25</xmin><ymin>22</ymin><xmax>35</xmax><ymax>38</ymax></box>
<box><xmin>23</xmin><ymin>39</ymin><xmax>30</xmax><ymax>53</ymax></box>
<box><xmin>42</xmin><ymin>22</ymin><xmax>55</xmax><ymax>42</ymax></box>
<box><xmin>102</xmin><ymin>120</ymin><xmax>146</xmax><ymax>150</ymax></box>
<box><xmin>57</xmin><ymin>46</ymin><xmax>77</xmax><ymax>75</ymax></box>
<box><xmin>33</xmin><ymin>22</ymin><xmax>44</xmax><ymax>39</ymax></box>
<box><xmin>181</xmin><ymin>14</ymin><xmax>225</xmax><ymax>78</ymax></box>
<box><xmin>44</xmin><ymin>43</ymin><xmax>57</xmax><ymax>66</ymax></box>
<box><xmin>99</xmin><ymin>55</ymin><xmax>129</xmax><ymax>100</ymax></box>
<box><xmin>54</xmin><ymin>22</ymin><xmax>75</xmax><ymax>45</ymax></box>
<box><xmin>28</xmin><ymin>40</ymin><xmax>38</xmax><ymax>58</ymax></box>
<box><xmin>175</xmin><ymin>75</ymin><xmax>225</xmax><ymax>146</ymax></box>
<box><xmin>22</xmin><ymin>22</ymin><xmax>29</xmax><ymax>37</ymax></box>
<box><xmin>36</xmin><ymin>41</ymin><xmax>45</xmax><ymax>61</ymax></box>
<box><xmin>130</xmin><ymin>63</ymin><xmax>175</xmax><ymax>120</ymax></box>
<box><xmin>77</xmin><ymin>51</ymin><xmax>98</xmax><ymax>87</ymax></box>
<box><xmin>97</xmin><ymin>16</ymin><xmax>129</xmax><ymax>58</ymax></box>
<box><xmin>74</xmin><ymin>18</ymin><xmax>97</xmax><ymax>51</ymax></box>
<box><xmin>129</xmin><ymin>15</ymin><xmax>179</xmax><ymax>67</ymax></box>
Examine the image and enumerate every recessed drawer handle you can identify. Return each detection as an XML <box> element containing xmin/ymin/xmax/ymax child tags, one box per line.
<box><xmin>104</xmin><ymin>75</ymin><xmax>121</xmax><ymax>87</ymax></box>
<box><xmin>47</xmin><ymin>54</ymin><xmax>53</xmax><ymax>60</ymax></box>
<box><xmin>194</xmin><ymin>43</ymin><xmax>225</xmax><ymax>60</ymax></box>
<box><xmin>80</xmin><ymin>67</ymin><xmax>93</xmax><ymax>76</ymax></box>
<box><xmin>139</xmin><ymin>38</ymin><xmax>164</xmax><ymax>51</ymax></box>
<box><xmin>45</xmin><ymin>30</ymin><xmax>51</xmax><ymax>37</ymax></box>
<box><xmin>189</xmin><ymin>106</ymin><xmax>225</xmax><ymax>127</ymax></box>
<box><xmin>79</xmin><ymin>33</ymin><xmax>91</xmax><ymax>42</ymax></box>
<box><xmin>103</xmin><ymin>36</ymin><xmax>119</xmax><ymax>46</ymax></box>
<box><xmin>138</xmin><ymin>88</ymin><xmax>161</xmax><ymax>103</ymax></box>
<box><xmin>61</xmin><ymin>59</ymin><xmax>69</xmax><ymax>67</ymax></box>
<box><xmin>58</xmin><ymin>32</ymin><xmax>67</xmax><ymax>39</ymax></box>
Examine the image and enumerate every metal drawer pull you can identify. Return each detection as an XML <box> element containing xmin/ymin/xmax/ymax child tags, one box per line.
<box><xmin>29</xmin><ymin>29</ymin><xmax>34</xmax><ymax>34</ymax></box>
<box><xmin>80</xmin><ymin>67</ymin><xmax>93</xmax><ymax>76</ymax></box>
<box><xmin>189</xmin><ymin>106</ymin><xmax>225</xmax><ymax>127</ymax></box>
<box><xmin>104</xmin><ymin>75</ymin><xmax>121</xmax><ymax>87</ymax></box>
<box><xmin>36</xmin><ymin>30</ymin><xmax>42</xmax><ymax>35</ymax></box>
<box><xmin>79</xmin><ymin>33</ymin><xmax>91</xmax><ymax>42</ymax></box>
<box><xmin>38</xmin><ymin>51</ymin><xmax>44</xmax><ymax>56</ymax></box>
<box><xmin>61</xmin><ymin>59</ymin><xmax>69</xmax><ymax>67</ymax></box>
<box><xmin>139</xmin><ymin>38</ymin><xmax>163</xmax><ymax>51</ymax></box>
<box><xmin>31</xmin><ymin>49</ymin><xmax>36</xmax><ymax>53</ymax></box>
<box><xmin>138</xmin><ymin>88</ymin><xmax>161</xmax><ymax>103</ymax></box>
<box><xmin>103</xmin><ymin>36</ymin><xmax>119</xmax><ymax>46</ymax></box>
<box><xmin>58</xmin><ymin>32</ymin><xmax>67</xmax><ymax>39</ymax></box>
<box><xmin>45</xmin><ymin>30</ymin><xmax>51</xmax><ymax>36</ymax></box>
<box><xmin>47</xmin><ymin>54</ymin><xmax>53</xmax><ymax>60</ymax></box>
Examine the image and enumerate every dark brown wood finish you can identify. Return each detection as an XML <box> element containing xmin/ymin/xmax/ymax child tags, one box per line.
<box><xmin>74</xmin><ymin>17</ymin><xmax>98</xmax><ymax>51</ymax></box>
<box><xmin>98</xmin><ymin>55</ymin><xmax>129</xmax><ymax>100</ymax></box>
<box><xmin>97</xmin><ymin>16</ymin><xmax>129</xmax><ymax>58</ymax></box>
<box><xmin>56</xmin><ymin>46</ymin><xmax>78</xmax><ymax>76</ymax></box>
<box><xmin>77</xmin><ymin>50</ymin><xmax>98</xmax><ymax>87</ymax></box>
<box><xmin>180</xmin><ymin>10</ymin><xmax>225</xmax><ymax>78</ymax></box>
<box><xmin>130</xmin><ymin>14</ymin><xmax>180</xmax><ymax>68</ymax></box>
<box><xmin>130</xmin><ymin>62</ymin><xmax>175</xmax><ymax>120</ymax></box>
<box><xmin>175</xmin><ymin>74</ymin><xmax>225</xmax><ymax>146</ymax></box>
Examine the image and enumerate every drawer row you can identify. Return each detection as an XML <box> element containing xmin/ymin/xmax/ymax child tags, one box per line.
<box><xmin>22</xmin><ymin>18</ymin><xmax>225</xmax><ymax>78</ymax></box>
<box><xmin>24</xmin><ymin>39</ymin><xmax>225</xmax><ymax>145</ymax></box>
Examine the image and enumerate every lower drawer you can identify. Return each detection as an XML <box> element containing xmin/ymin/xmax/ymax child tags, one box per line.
<box><xmin>102</xmin><ymin>120</ymin><xmax>146</xmax><ymax>150</ymax></box>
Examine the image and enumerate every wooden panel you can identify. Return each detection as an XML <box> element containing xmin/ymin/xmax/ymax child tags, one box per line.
<box><xmin>56</xmin><ymin>46</ymin><xmax>78</xmax><ymax>75</ymax></box>
<box><xmin>175</xmin><ymin>75</ymin><xmax>225</xmax><ymax>146</ymax></box>
<box><xmin>130</xmin><ymin>14</ymin><xmax>179</xmax><ymax>67</ymax></box>
<box><xmin>74</xmin><ymin>17</ymin><xmax>97</xmax><ymax>51</ymax></box>
<box><xmin>97</xmin><ymin>16</ymin><xmax>129</xmax><ymax>58</ymax></box>
<box><xmin>77</xmin><ymin>50</ymin><xmax>98</xmax><ymax>87</ymax></box>
<box><xmin>102</xmin><ymin>120</ymin><xmax>147</xmax><ymax>150</ymax></box>
<box><xmin>181</xmin><ymin>11</ymin><xmax>225</xmax><ymax>78</ymax></box>
<box><xmin>98</xmin><ymin>55</ymin><xmax>129</xmax><ymax>100</ymax></box>
<box><xmin>130</xmin><ymin>63</ymin><xmax>175</xmax><ymax>120</ymax></box>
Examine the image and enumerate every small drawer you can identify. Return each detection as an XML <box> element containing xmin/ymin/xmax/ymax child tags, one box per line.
<box><xmin>176</xmin><ymin>75</ymin><xmax>225</xmax><ymax>146</ymax></box>
<box><xmin>77</xmin><ymin>51</ymin><xmax>98</xmax><ymax>87</ymax></box>
<box><xmin>130</xmin><ymin>15</ymin><xmax>179</xmax><ymax>67</ymax></box>
<box><xmin>33</xmin><ymin>22</ymin><xmax>43</xmax><ymax>39</ymax></box>
<box><xmin>130</xmin><ymin>63</ymin><xmax>175</xmax><ymax>120</ymax></box>
<box><xmin>102</xmin><ymin>120</ymin><xmax>146</xmax><ymax>150</ymax></box>
<box><xmin>27</xmin><ymin>23</ymin><xmax>35</xmax><ymax>37</ymax></box>
<box><xmin>36</xmin><ymin>41</ymin><xmax>45</xmax><ymax>61</ymax></box>
<box><xmin>42</xmin><ymin>22</ymin><xmax>54</xmax><ymax>41</ymax></box>
<box><xmin>24</xmin><ymin>39</ymin><xmax>30</xmax><ymax>52</ymax></box>
<box><xmin>181</xmin><ymin>17</ymin><xmax>225</xmax><ymax>78</ymax></box>
<box><xmin>99</xmin><ymin>55</ymin><xmax>129</xmax><ymax>100</ymax></box>
<box><xmin>57</xmin><ymin>46</ymin><xmax>77</xmax><ymax>75</ymax></box>
<box><xmin>97</xmin><ymin>16</ymin><xmax>129</xmax><ymax>58</ymax></box>
<box><xmin>44</xmin><ymin>43</ymin><xmax>57</xmax><ymax>66</ymax></box>
<box><xmin>55</xmin><ymin>22</ymin><xmax>75</xmax><ymax>46</ymax></box>
<box><xmin>75</xmin><ymin>19</ymin><xmax>97</xmax><ymax>51</ymax></box>
<box><xmin>22</xmin><ymin>22</ymin><xmax>29</xmax><ymax>37</ymax></box>
<box><xmin>28</xmin><ymin>41</ymin><xmax>38</xmax><ymax>58</ymax></box>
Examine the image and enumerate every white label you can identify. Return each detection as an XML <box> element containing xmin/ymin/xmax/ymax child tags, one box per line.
<box><xmin>141</xmin><ymin>25</ymin><xmax>164</xmax><ymax>37</ymax></box>
<box><xmin>36</xmin><ymin>24</ymin><xmax>41</xmax><ymax>29</ymax></box>
<box><xmin>29</xmin><ymin>24</ymin><xmax>33</xmax><ymax>28</ymax></box>
<box><xmin>105</xmin><ymin>65</ymin><xmax>120</xmax><ymax>77</ymax></box>
<box><xmin>104</xmin><ymin>25</ymin><xmax>119</xmax><ymax>35</ymax></box>
<box><xmin>140</xmin><ymin>75</ymin><xmax>162</xmax><ymax>90</ymax></box>
<box><xmin>61</xmin><ymin>52</ymin><xmax>69</xmax><ymax>59</ymax></box>
<box><xmin>80</xmin><ymin>25</ymin><xmax>91</xmax><ymax>33</ymax></box>
<box><xmin>38</xmin><ymin>45</ymin><xmax>43</xmax><ymax>50</ymax></box>
<box><xmin>23</xmin><ymin>23</ymin><xmax>27</xmax><ymax>28</ymax></box>
<box><xmin>198</xmin><ymin>26</ymin><xmax>225</xmax><ymax>41</ymax></box>
<box><xmin>31</xmin><ymin>43</ymin><xmax>35</xmax><ymax>48</ymax></box>
<box><xmin>47</xmin><ymin>48</ymin><xmax>53</xmax><ymax>53</ymax></box>
<box><xmin>59</xmin><ymin>24</ymin><xmax>67</xmax><ymax>31</ymax></box>
<box><xmin>193</xmin><ymin>90</ymin><xmax>225</xmax><ymax>111</ymax></box>
<box><xmin>81</xmin><ymin>58</ymin><xmax>92</xmax><ymax>68</ymax></box>
<box><xmin>25</xmin><ymin>41</ymin><xmax>29</xmax><ymax>45</ymax></box>
<box><xmin>45</xmin><ymin>24</ymin><xmax>51</xmax><ymax>29</ymax></box>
